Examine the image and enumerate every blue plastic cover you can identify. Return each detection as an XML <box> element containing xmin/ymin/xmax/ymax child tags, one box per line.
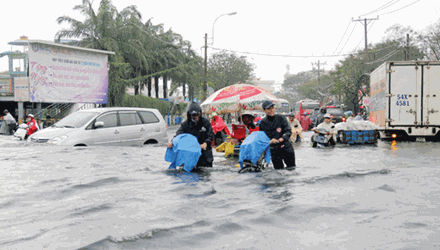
<box><xmin>238</xmin><ymin>131</ymin><xmax>271</xmax><ymax>168</ymax></box>
<box><xmin>165</xmin><ymin>133</ymin><xmax>202</xmax><ymax>172</ymax></box>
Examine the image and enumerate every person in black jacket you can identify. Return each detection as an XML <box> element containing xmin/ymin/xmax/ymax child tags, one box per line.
<box><xmin>259</xmin><ymin>100</ymin><xmax>296</xmax><ymax>171</ymax></box>
<box><xmin>167</xmin><ymin>102</ymin><xmax>215</xmax><ymax>168</ymax></box>
<box><xmin>315</xmin><ymin>107</ymin><xmax>327</xmax><ymax>127</ymax></box>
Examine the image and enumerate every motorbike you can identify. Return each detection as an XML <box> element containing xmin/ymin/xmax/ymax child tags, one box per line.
<box><xmin>13</xmin><ymin>123</ymin><xmax>28</xmax><ymax>140</ymax></box>
<box><xmin>291</xmin><ymin>124</ymin><xmax>303</xmax><ymax>143</ymax></box>
<box><xmin>310</xmin><ymin>126</ymin><xmax>336</xmax><ymax>148</ymax></box>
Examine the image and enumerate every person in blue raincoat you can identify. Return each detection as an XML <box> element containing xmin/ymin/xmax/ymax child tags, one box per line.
<box><xmin>165</xmin><ymin>133</ymin><xmax>202</xmax><ymax>172</ymax></box>
<box><xmin>238</xmin><ymin>131</ymin><xmax>271</xmax><ymax>169</ymax></box>
<box><xmin>167</xmin><ymin>102</ymin><xmax>215</xmax><ymax>168</ymax></box>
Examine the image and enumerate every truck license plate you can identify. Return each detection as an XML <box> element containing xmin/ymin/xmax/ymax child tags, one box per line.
<box><xmin>416</xmin><ymin>137</ymin><xmax>426</xmax><ymax>142</ymax></box>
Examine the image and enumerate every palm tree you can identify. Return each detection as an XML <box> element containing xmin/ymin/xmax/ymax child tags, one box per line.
<box><xmin>56</xmin><ymin>0</ymin><xmax>204</xmax><ymax>104</ymax></box>
<box><xmin>56</xmin><ymin>0</ymin><xmax>147</xmax><ymax>106</ymax></box>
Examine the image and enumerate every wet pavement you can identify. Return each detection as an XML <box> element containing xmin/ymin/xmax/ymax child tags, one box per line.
<box><xmin>1</xmin><ymin>127</ymin><xmax>440</xmax><ymax>249</ymax></box>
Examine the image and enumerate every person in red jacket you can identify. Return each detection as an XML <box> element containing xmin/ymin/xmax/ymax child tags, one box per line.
<box><xmin>210</xmin><ymin>112</ymin><xmax>231</xmax><ymax>146</ymax></box>
<box><xmin>298</xmin><ymin>112</ymin><xmax>312</xmax><ymax>131</ymax></box>
<box><xmin>24</xmin><ymin>114</ymin><xmax>39</xmax><ymax>140</ymax></box>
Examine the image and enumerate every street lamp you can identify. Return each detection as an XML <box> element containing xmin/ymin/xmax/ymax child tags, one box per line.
<box><xmin>203</xmin><ymin>12</ymin><xmax>237</xmax><ymax>101</ymax></box>
<box><xmin>210</xmin><ymin>12</ymin><xmax>237</xmax><ymax>46</ymax></box>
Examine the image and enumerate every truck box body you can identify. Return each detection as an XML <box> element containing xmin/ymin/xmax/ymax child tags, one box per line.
<box><xmin>369</xmin><ymin>61</ymin><xmax>440</xmax><ymax>140</ymax></box>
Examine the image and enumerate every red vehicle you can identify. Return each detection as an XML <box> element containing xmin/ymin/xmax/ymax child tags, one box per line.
<box><xmin>294</xmin><ymin>99</ymin><xmax>321</xmax><ymax>117</ymax></box>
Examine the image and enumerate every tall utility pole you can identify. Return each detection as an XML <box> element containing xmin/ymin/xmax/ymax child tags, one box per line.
<box><xmin>311</xmin><ymin>60</ymin><xmax>326</xmax><ymax>88</ymax></box>
<box><xmin>406</xmin><ymin>33</ymin><xmax>410</xmax><ymax>60</ymax></box>
<box><xmin>311</xmin><ymin>60</ymin><xmax>326</xmax><ymax>103</ymax></box>
<box><xmin>352</xmin><ymin>16</ymin><xmax>379</xmax><ymax>60</ymax></box>
<box><xmin>203</xmin><ymin>33</ymin><xmax>208</xmax><ymax>100</ymax></box>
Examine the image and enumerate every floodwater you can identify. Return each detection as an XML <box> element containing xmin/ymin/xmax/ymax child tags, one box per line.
<box><xmin>1</xmin><ymin>127</ymin><xmax>440</xmax><ymax>250</ymax></box>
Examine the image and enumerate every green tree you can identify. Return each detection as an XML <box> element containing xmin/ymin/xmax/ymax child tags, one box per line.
<box><xmin>330</xmin><ymin>35</ymin><xmax>424</xmax><ymax>112</ymax></box>
<box><xmin>57</xmin><ymin>0</ymin><xmax>201</xmax><ymax>105</ymax></box>
<box><xmin>56</xmin><ymin>0</ymin><xmax>145</xmax><ymax>106</ymax></box>
<box><xmin>207</xmin><ymin>51</ymin><xmax>255</xmax><ymax>90</ymax></box>
<box><xmin>419</xmin><ymin>20</ymin><xmax>440</xmax><ymax>60</ymax></box>
<box><xmin>282</xmin><ymin>71</ymin><xmax>314</xmax><ymax>103</ymax></box>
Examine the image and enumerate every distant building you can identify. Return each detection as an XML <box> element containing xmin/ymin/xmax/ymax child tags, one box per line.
<box><xmin>247</xmin><ymin>77</ymin><xmax>275</xmax><ymax>93</ymax></box>
<box><xmin>272</xmin><ymin>81</ymin><xmax>283</xmax><ymax>93</ymax></box>
<box><xmin>284</xmin><ymin>64</ymin><xmax>293</xmax><ymax>80</ymax></box>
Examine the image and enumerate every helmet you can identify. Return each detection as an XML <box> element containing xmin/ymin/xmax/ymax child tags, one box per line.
<box><xmin>241</xmin><ymin>112</ymin><xmax>254</xmax><ymax>119</ymax></box>
<box><xmin>187</xmin><ymin>102</ymin><xmax>202</xmax><ymax>116</ymax></box>
<box><xmin>324</xmin><ymin>113</ymin><xmax>331</xmax><ymax>119</ymax></box>
<box><xmin>288</xmin><ymin>113</ymin><xmax>295</xmax><ymax>117</ymax></box>
<box><xmin>212</xmin><ymin>112</ymin><xmax>218</xmax><ymax>117</ymax></box>
<box><xmin>3</xmin><ymin>109</ymin><xmax>8</xmax><ymax>114</ymax></box>
<box><xmin>27</xmin><ymin>114</ymin><xmax>34</xmax><ymax>118</ymax></box>
<box><xmin>303</xmin><ymin>112</ymin><xmax>307</xmax><ymax>115</ymax></box>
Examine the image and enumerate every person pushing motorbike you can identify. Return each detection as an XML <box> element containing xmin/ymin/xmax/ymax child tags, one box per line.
<box><xmin>167</xmin><ymin>102</ymin><xmax>214</xmax><ymax>168</ymax></box>
<box><xmin>259</xmin><ymin>100</ymin><xmax>296</xmax><ymax>171</ymax></box>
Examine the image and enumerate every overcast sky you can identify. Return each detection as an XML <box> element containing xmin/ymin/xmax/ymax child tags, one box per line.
<box><xmin>1</xmin><ymin>0</ymin><xmax>439</xmax><ymax>82</ymax></box>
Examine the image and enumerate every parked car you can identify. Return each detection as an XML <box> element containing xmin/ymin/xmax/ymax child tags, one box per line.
<box><xmin>28</xmin><ymin>107</ymin><xmax>168</xmax><ymax>146</ymax></box>
<box><xmin>314</xmin><ymin>106</ymin><xmax>346</xmax><ymax>126</ymax></box>
<box><xmin>326</xmin><ymin>105</ymin><xmax>345</xmax><ymax>123</ymax></box>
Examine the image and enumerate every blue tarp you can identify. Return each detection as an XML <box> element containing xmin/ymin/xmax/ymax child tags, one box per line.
<box><xmin>165</xmin><ymin>133</ymin><xmax>202</xmax><ymax>172</ymax></box>
<box><xmin>238</xmin><ymin>131</ymin><xmax>271</xmax><ymax>168</ymax></box>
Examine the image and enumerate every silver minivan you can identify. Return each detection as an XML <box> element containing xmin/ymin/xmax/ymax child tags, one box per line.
<box><xmin>28</xmin><ymin>107</ymin><xmax>168</xmax><ymax>146</ymax></box>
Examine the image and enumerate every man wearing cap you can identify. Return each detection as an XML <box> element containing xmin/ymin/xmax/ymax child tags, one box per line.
<box><xmin>0</xmin><ymin>109</ymin><xmax>17</xmax><ymax>135</ymax></box>
<box><xmin>259</xmin><ymin>100</ymin><xmax>296</xmax><ymax>171</ymax></box>
<box><xmin>24</xmin><ymin>114</ymin><xmax>39</xmax><ymax>140</ymax></box>
<box><xmin>314</xmin><ymin>113</ymin><xmax>336</xmax><ymax>145</ymax></box>
<box><xmin>167</xmin><ymin>102</ymin><xmax>214</xmax><ymax>168</ymax></box>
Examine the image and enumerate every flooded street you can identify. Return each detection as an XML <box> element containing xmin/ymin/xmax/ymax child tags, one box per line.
<box><xmin>1</xmin><ymin>127</ymin><xmax>440</xmax><ymax>250</ymax></box>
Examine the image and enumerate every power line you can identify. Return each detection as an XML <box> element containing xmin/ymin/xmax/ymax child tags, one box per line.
<box><xmin>209</xmin><ymin>43</ymin><xmax>398</xmax><ymax>59</ymax></box>
<box><xmin>365</xmin><ymin>48</ymin><xmax>401</xmax><ymax>64</ymax></box>
<box><xmin>337</xmin><ymin>22</ymin><xmax>358</xmax><ymax>55</ymax></box>
<box><xmin>208</xmin><ymin>47</ymin><xmax>351</xmax><ymax>58</ymax></box>
<box><xmin>353</xmin><ymin>20</ymin><xmax>376</xmax><ymax>51</ymax></box>
<box><xmin>381</xmin><ymin>0</ymin><xmax>422</xmax><ymax>15</ymax></box>
<box><xmin>352</xmin><ymin>16</ymin><xmax>380</xmax><ymax>60</ymax></box>
<box><xmin>333</xmin><ymin>20</ymin><xmax>354</xmax><ymax>54</ymax></box>
<box><xmin>359</xmin><ymin>0</ymin><xmax>401</xmax><ymax>17</ymax></box>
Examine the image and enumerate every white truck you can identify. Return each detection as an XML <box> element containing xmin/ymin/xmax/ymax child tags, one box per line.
<box><xmin>369</xmin><ymin>61</ymin><xmax>440</xmax><ymax>141</ymax></box>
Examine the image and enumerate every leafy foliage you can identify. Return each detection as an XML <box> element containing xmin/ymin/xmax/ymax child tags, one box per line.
<box><xmin>207</xmin><ymin>51</ymin><xmax>255</xmax><ymax>90</ymax></box>
<box><xmin>119</xmin><ymin>94</ymin><xmax>184</xmax><ymax>116</ymax></box>
<box><xmin>56</xmin><ymin>0</ymin><xmax>202</xmax><ymax>107</ymax></box>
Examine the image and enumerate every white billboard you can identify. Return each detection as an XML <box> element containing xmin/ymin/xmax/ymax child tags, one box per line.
<box><xmin>14</xmin><ymin>77</ymin><xmax>30</xmax><ymax>101</ymax></box>
<box><xmin>28</xmin><ymin>41</ymin><xmax>110</xmax><ymax>104</ymax></box>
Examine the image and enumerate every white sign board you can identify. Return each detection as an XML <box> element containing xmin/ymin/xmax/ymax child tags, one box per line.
<box><xmin>28</xmin><ymin>42</ymin><xmax>109</xmax><ymax>103</ymax></box>
<box><xmin>14</xmin><ymin>77</ymin><xmax>30</xmax><ymax>101</ymax></box>
<box><xmin>363</xmin><ymin>97</ymin><xmax>370</xmax><ymax>106</ymax></box>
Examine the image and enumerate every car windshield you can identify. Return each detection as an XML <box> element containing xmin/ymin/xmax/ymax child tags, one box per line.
<box><xmin>327</xmin><ymin>108</ymin><xmax>344</xmax><ymax>116</ymax></box>
<box><xmin>311</xmin><ymin>109</ymin><xmax>320</xmax><ymax>116</ymax></box>
<box><xmin>53</xmin><ymin>111</ymin><xmax>100</xmax><ymax>128</ymax></box>
<box><xmin>303</xmin><ymin>103</ymin><xmax>321</xmax><ymax>109</ymax></box>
